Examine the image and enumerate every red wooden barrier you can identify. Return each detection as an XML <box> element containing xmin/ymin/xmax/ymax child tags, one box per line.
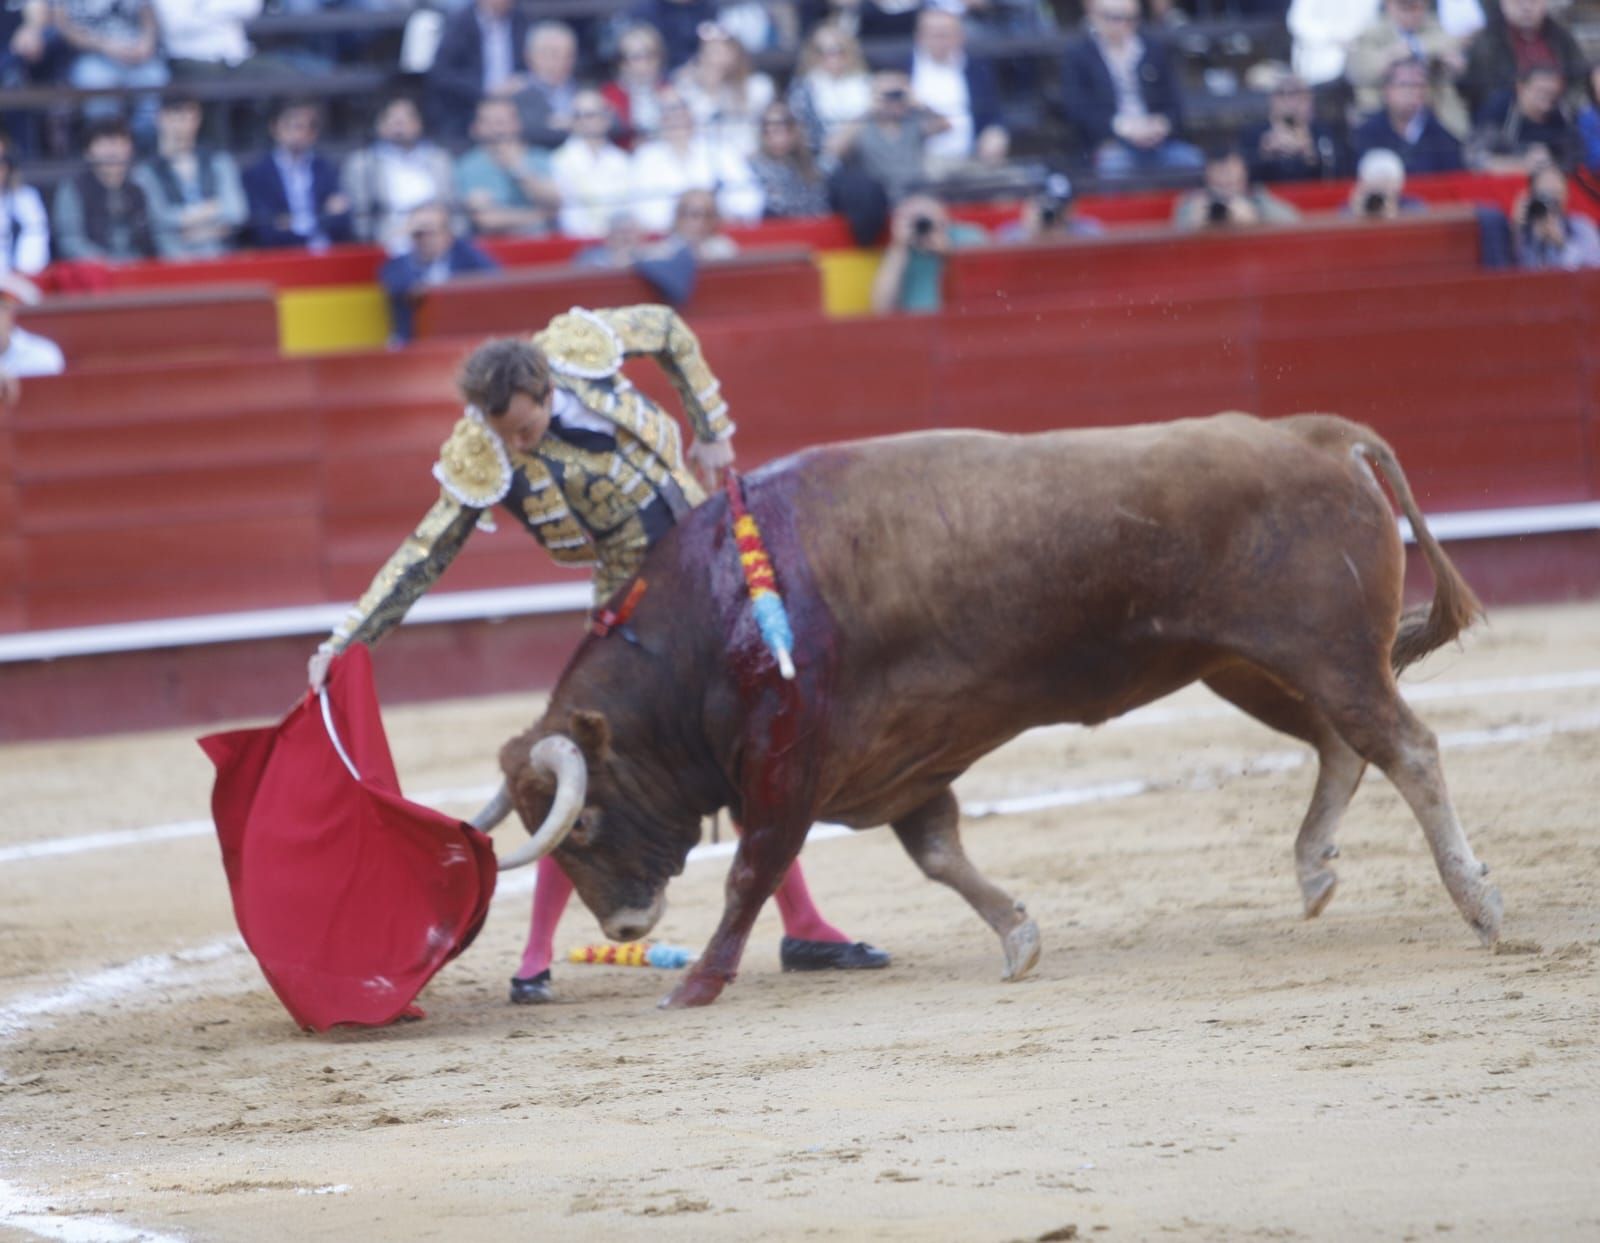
<box><xmin>412</xmin><ymin>248</ymin><xmax>825</xmax><ymax>339</ymax></box>
<box><xmin>29</xmin><ymin>283</ymin><xmax>280</xmax><ymax>370</ymax></box>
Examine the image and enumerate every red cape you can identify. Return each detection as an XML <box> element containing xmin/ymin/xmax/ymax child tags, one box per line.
<box><xmin>198</xmin><ymin>646</ymin><xmax>497</xmax><ymax>1031</ymax></box>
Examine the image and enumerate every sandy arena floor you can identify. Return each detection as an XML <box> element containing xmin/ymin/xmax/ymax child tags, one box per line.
<box><xmin>2</xmin><ymin>603</ymin><xmax>1598</xmax><ymax>1242</ymax></box>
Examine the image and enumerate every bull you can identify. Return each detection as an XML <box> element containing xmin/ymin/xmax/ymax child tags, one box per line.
<box><xmin>472</xmin><ymin>413</ymin><xmax>1499</xmax><ymax>1008</ymax></box>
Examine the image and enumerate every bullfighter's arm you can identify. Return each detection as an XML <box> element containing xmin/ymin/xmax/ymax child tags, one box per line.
<box><xmin>319</xmin><ymin>493</ymin><xmax>480</xmax><ymax>656</ymax></box>
<box><xmin>593</xmin><ymin>304</ymin><xmax>735</xmax><ymax>444</ymax></box>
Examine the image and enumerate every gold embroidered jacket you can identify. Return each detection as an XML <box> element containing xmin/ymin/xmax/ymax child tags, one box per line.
<box><xmin>324</xmin><ymin>305</ymin><xmax>734</xmax><ymax>653</ymax></box>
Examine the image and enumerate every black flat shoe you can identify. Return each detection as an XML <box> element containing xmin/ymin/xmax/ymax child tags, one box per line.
<box><xmin>509</xmin><ymin>969</ymin><xmax>554</xmax><ymax>1004</ymax></box>
<box><xmin>780</xmin><ymin>938</ymin><xmax>891</xmax><ymax>972</ymax></box>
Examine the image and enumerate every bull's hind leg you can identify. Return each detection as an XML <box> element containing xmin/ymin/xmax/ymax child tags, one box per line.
<box><xmin>1271</xmin><ymin>658</ymin><xmax>1503</xmax><ymax>947</ymax></box>
<box><xmin>892</xmin><ymin>788</ymin><xmax>1040</xmax><ymax>981</ymax></box>
<box><xmin>1204</xmin><ymin>665</ymin><xmax>1368</xmax><ymax>918</ymax></box>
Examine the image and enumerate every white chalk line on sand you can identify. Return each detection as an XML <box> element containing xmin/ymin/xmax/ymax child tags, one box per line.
<box><xmin>4</xmin><ymin>701</ymin><xmax>1599</xmax><ymax>1243</ymax></box>
<box><xmin>8</xmin><ymin>666</ymin><xmax>1600</xmax><ymax>870</ymax></box>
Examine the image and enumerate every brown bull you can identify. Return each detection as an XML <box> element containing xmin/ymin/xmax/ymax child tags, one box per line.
<box><xmin>477</xmin><ymin>413</ymin><xmax>1497</xmax><ymax>1008</ymax></box>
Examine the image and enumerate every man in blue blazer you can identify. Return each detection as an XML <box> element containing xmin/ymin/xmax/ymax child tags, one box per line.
<box><xmin>426</xmin><ymin>0</ymin><xmax>532</xmax><ymax>142</ymax></box>
<box><xmin>1059</xmin><ymin>0</ymin><xmax>1202</xmax><ymax>179</ymax></box>
<box><xmin>242</xmin><ymin>100</ymin><xmax>355</xmax><ymax>250</ymax></box>
<box><xmin>904</xmin><ymin>5</ymin><xmax>1009</xmax><ymax>167</ymax></box>
<box><xmin>379</xmin><ymin>201</ymin><xmax>500</xmax><ymax>343</ymax></box>
<box><xmin>1351</xmin><ymin>57</ymin><xmax>1465</xmax><ymax>175</ymax></box>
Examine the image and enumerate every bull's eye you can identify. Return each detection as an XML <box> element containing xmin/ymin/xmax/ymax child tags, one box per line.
<box><xmin>570</xmin><ymin>808</ymin><xmax>601</xmax><ymax>848</ymax></box>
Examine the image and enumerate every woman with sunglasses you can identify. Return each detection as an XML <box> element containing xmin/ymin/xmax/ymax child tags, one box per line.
<box><xmin>750</xmin><ymin>102</ymin><xmax>829</xmax><ymax>219</ymax></box>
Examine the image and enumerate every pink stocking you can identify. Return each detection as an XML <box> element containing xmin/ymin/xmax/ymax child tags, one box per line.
<box><xmin>517</xmin><ymin>854</ymin><xmax>574</xmax><ymax>979</ymax></box>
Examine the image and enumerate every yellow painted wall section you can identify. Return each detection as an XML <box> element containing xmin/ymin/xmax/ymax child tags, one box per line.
<box><xmin>817</xmin><ymin>249</ymin><xmax>880</xmax><ymax>317</ymax></box>
<box><xmin>279</xmin><ymin>284</ymin><xmax>390</xmax><ymax>355</ymax></box>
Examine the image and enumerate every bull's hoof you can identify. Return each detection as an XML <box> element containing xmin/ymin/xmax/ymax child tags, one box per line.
<box><xmin>659</xmin><ymin>971</ymin><xmax>727</xmax><ymax>1009</ymax></box>
<box><xmin>1467</xmin><ymin>882</ymin><xmax>1504</xmax><ymax>948</ymax></box>
<box><xmin>1301</xmin><ymin>870</ymin><xmax>1339</xmax><ymax>920</ymax></box>
<box><xmin>1001</xmin><ymin>918</ymin><xmax>1041</xmax><ymax>982</ymax></box>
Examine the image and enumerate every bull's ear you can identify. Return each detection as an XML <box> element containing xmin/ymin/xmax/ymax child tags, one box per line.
<box><xmin>569</xmin><ymin>710</ymin><xmax>611</xmax><ymax>762</ymax></box>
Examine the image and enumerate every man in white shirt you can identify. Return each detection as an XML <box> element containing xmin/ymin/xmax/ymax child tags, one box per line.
<box><xmin>907</xmin><ymin>6</ymin><xmax>1008</xmax><ymax>169</ymax></box>
<box><xmin>150</xmin><ymin>0</ymin><xmax>262</xmax><ymax>77</ymax></box>
<box><xmin>0</xmin><ymin>273</ymin><xmax>63</xmax><ymax>406</ymax></box>
<box><xmin>550</xmin><ymin>90</ymin><xmax>630</xmax><ymax>238</ymax></box>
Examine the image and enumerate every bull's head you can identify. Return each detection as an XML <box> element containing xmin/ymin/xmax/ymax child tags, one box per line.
<box><xmin>472</xmin><ymin>709</ymin><xmax>687</xmax><ymax>943</ymax></box>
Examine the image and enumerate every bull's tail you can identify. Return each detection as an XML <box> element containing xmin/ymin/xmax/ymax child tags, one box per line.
<box><xmin>1354</xmin><ymin>436</ymin><xmax>1483</xmax><ymax>674</ymax></box>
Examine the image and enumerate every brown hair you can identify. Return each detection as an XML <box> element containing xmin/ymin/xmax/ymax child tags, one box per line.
<box><xmin>457</xmin><ymin>338</ymin><xmax>552</xmax><ymax>416</ymax></box>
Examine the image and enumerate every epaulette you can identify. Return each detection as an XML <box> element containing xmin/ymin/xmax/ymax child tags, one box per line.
<box><xmin>536</xmin><ymin>307</ymin><xmax>624</xmax><ymax>380</ymax></box>
<box><xmin>432</xmin><ymin>408</ymin><xmax>512</xmax><ymax>509</ymax></box>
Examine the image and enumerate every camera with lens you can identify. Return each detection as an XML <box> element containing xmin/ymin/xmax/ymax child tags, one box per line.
<box><xmin>1206</xmin><ymin>196</ymin><xmax>1231</xmax><ymax>225</ymax></box>
<box><xmin>911</xmin><ymin>214</ymin><xmax>935</xmax><ymax>241</ymax></box>
<box><xmin>1525</xmin><ymin>195</ymin><xmax>1553</xmax><ymax>224</ymax></box>
<box><xmin>1039</xmin><ymin>200</ymin><xmax>1062</xmax><ymax>228</ymax></box>
<box><xmin>1362</xmin><ymin>191</ymin><xmax>1388</xmax><ymax>218</ymax></box>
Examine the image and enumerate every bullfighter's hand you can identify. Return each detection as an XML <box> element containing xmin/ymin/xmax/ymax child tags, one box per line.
<box><xmin>689</xmin><ymin>437</ymin><xmax>735</xmax><ymax>491</ymax></box>
<box><xmin>307</xmin><ymin>645</ymin><xmax>334</xmax><ymax>693</ymax></box>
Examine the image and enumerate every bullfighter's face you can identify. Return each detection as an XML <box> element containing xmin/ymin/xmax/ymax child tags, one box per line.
<box><xmin>489</xmin><ymin>389</ymin><xmax>553</xmax><ymax>455</ymax></box>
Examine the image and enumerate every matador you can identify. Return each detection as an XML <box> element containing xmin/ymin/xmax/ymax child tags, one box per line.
<box><xmin>308</xmin><ymin>304</ymin><xmax>890</xmax><ymax>1003</ymax></box>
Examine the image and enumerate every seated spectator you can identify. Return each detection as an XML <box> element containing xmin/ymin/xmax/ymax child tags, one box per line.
<box><xmin>0</xmin><ymin>134</ymin><xmax>50</xmax><ymax>275</ymax></box>
<box><xmin>1243</xmin><ymin>69</ymin><xmax>1344</xmax><ymax>183</ymax></box>
<box><xmin>750</xmin><ymin>101</ymin><xmax>829</xmax><ymax>219</ymax></box>
<box><xmin>151</xmin><ymin>0</ymin><xmax>266</xmax><ymax>81</ymax></box>
<box><xmin>626</xmin><ymin>0</ymin><xmax>716</xmax><ymax>70</ymax></box>
<box><xmin>1352</xmin><ymin>58</ymin><xmax>1465</xmax><ymax>174</ymax></box>
<box><xmin>627</xmin><ymin>88</ymin><xmax>762</xmax><ymax>232</ymax></box>
<box><xmin>454</xmin><ymin>96</ymin><xmax>560</xmax><ymax>237</ymax></box>
<box><xmin>666</xmin><ymin>185</ymin><xmax>738</xmax><ymax>260</ymax></box>
<box><xmin>1461</xmin><ymin>0</ymin><xmax>1586</xmax><ymax>117</ymax></box>
<box><xmin>1346</xmin><ymin>0</ymin><xmax>1471</xmax><ymax>139</ymax></box>
<box><xmin>670</xmin><ymin>20</ymin><xmax>774</xmax><ymax>158</ymax></box>
<box><xmin>512</xmin><ymin>21</ymin><xmax>581</xmax><ymax>150</ymax></box>
<box><xmin>869</xmin><ymin>192</ymin><xmax>985</xmax><ymax>314</ymax></box>
<box><xmin>1512</xmin><ymin>164</ymin><xmax>1600</xmax><ymax>270</ymax></box>
<box><xmin>426</xmin><ymin>0</ymin><xmax>531</xmax><ymax>143</ymax></box>
<box><xmin>241</xmin><ymin>99</ymin><xmax>354</xmax><ymax>250</ymax></box>
<box><xmin>601</xmin><ymin>23</ymin><xmax>670</xmax><ymax>147</ymax></box>
<box><xmin>1473</xmin><ymin>66</ymin><xmax>1572</xmax><ymax>172</ymax></box>
<box><xmin>52</xmin><ymin>119</ymin><xmax>156</xmax><ymax>262</ymax></box>
<box><xmin>343</xmin><ymin>96</ymin><xmax>456</xmax><ymax>252</ymax></box>
<box><xmin>572</xmin><ymin>209</ymin><xmax>646</xmax><ymax>268</ymax></box>
<box><xmin>1345</xmin><ymin>147</ymin><xmax>1425</xmax><ymax>219</ymax></box>
<box><xmin>1059</xmin><ymin>0</ymin><xmax>1203</xmax><ymax>180</ymax></box>
<box><xmin>1579</xmin><ymin>65</ymin><xmax>1600</xmax><ymax>174</ymax></box>
<box><xmin>550</xmin><ymin>89</ymin><xmax>631</xmax><ymax>238</ymax></box>
<box><xmin>0</xmin><ymin>272</ymin><xmax>63</xmax><ymax>402</ymax></box>
<box><xmin>787</xmin><ymin>23</ymin><xmax>872</xmax><ymax>169</ymax></box>
<box><xmin>995</xmin><ymin>172</ymin><xmax>1103</xmax><ymax>242</ymax></box>
<box><xmin>1172</xmin><ymin>146</ymin><xmax>1301</xmax><ymax>230</ymax></box>
<box><xmin>131</xmin><ymin>93</ymin><xmax>245</xmax><ymax>259</ymax></box>
<box><xmin>379</xmin><ymin>200</ymin><xmax>499</xmax><ymax>344</ymax></box>
<box><xmin>848</xmin><ymin>70</ymin><xmax>943</xmax><ymax>205</ymax></box>
<box><xmin>906</xmin><ymin>5</ymin><xmax>1008</xmax><ymax>173</ymax></box>
<box><xmin>52</xmin><ymin>0</ymin><xmax>170</xmax><ymax>145</ymax></box>
<box><xmin>1286</xmin><ymin>0</ymin><xmax>1376</xmax><ymax>87</ymax></box>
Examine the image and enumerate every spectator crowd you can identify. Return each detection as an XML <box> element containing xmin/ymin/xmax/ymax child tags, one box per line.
<box><xmin>0</xmin><ymin>0</ymin><xmax>1597</xmax><ymax>319</ymax></box>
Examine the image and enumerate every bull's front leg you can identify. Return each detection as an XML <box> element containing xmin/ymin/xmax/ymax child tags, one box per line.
<box><xmin>661</xmin><ymin>818</ymin><xmax>808</xmax><ymax>1009</ymax></box>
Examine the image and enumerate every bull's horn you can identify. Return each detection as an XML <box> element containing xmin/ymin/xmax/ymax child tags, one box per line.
<box><xmin>495</xmin><ymin>735</ymin><xmax>587</xmax><ymax>872</ymax></box>
<box><xmin>468</xmin><ymin>781</ymin><xmax>513</xmax><ymax>831</ymax></box>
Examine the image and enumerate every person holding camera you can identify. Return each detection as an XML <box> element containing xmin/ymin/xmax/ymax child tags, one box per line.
<box><xmin>1172</xmin><ymin>146</ymin><xmax>1299</xmax><ymax>232</ymax></box>
<box><xmin>869</xmin><ymin>193</ymin><xmax>985</xmax><ymax>314</ymax></box>
<box><xmin>1345</xmin><ymin>147</ymin><xmax>1425</xmax><ymax>220</ymax></box>
<box><xmin>1244</xmin><ymin>69</ymin><xmax>1344</xmax><ymax>183</ymax></box>
<box><xmin>995</xmin><ymin>172</ymin><xmax>1102</xmax><ymax>242</ymax></box>
<box><xmin>1472</xmin><ymin>65</ymin><xmax>1574</xmax><ymax>173</ymax></box>
<box><xmin>1513</xmin><ymin>164</ymin><xmax>1600</xmax><ymax>270</ymax></box>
